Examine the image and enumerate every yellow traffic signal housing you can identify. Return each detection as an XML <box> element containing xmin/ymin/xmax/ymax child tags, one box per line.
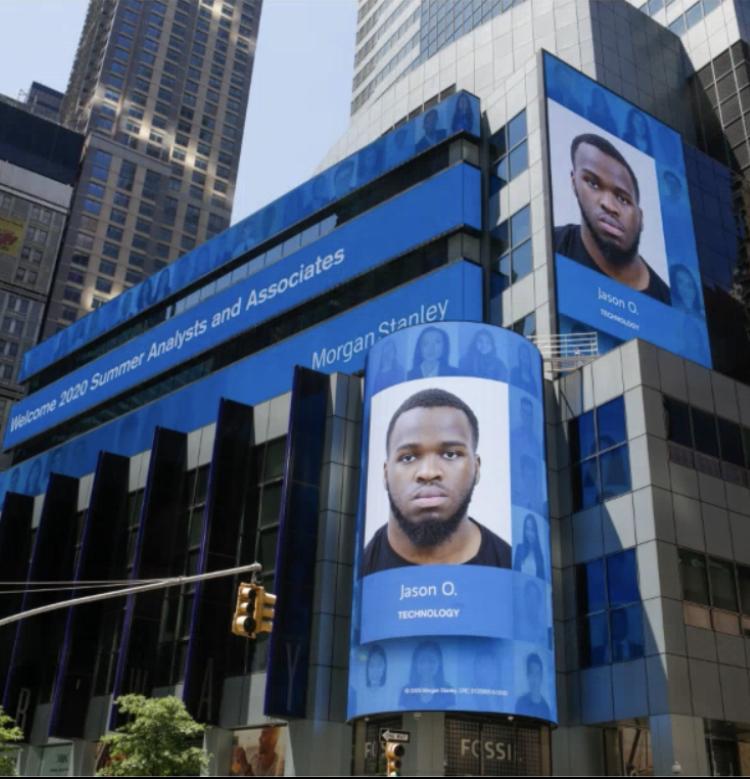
<box><xmin>253</xmin><ymin>587</ymin><xmax>277</xmax><ymax>635</ymax></box>
<box><xmin>232</xmin><ymin>582</ymin><xmax>276</xmax><ymax>638</ymax></box>
<box><xmin>385</xmin><ymin>742</ymin><xmax>405</xmax><ymax>777</ymax></box>
<box><xmin>232</xmin><ymin>582</ymin><xmax>257</xmax><ymax>637</ymax></box>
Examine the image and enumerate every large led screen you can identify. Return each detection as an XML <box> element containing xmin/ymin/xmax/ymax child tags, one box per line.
<box><xmin>544</xmin><ymin>52</ymin><xmax>711</xmax><ymax>367</ymax></box>
<box><xmin>348</xmin><ymin>323</ymin><xmax>556</xmax><ymax>722</ymax></box>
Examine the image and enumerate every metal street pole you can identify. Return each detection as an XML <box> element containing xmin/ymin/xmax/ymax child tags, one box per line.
<box><xmin>0</xmin><ymin>562</ymin><xmax>262</xmax><ymax>629</ymax></box>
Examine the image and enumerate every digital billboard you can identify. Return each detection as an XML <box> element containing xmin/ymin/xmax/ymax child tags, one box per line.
<box><xmin>543</xmin><ymin>52</ymin><xmax>711</xmax><ymax>368</ymax></box>
<box><xmin>5</xmin><ymin>164</ymin><xmax>480</xmax><ymax>449</ymax></box>
<box><xmin>348</xmin><ymin>323</ymin><xmax>555</xmax><ymax>722</ymax></box>
<box><xmin>0</xmin><ymin>261</ymin><xmax>482</xmax><ymax>506</ymax></box>
<box><xmin>20</xmin><ymin>91</ymin><xmax>481</xmax><ymax>383</ymax></box>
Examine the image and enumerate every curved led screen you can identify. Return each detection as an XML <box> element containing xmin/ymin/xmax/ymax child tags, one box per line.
<box><xmin>348</xmin><ymin>322</ymin><xmax>556</xmax><ymax>723</ymax></box>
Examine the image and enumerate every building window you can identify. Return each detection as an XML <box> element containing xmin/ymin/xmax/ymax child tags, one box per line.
<box><xmin>490</xmin><ymin>110</ymin><xmax>528</xmax><ymax>188</ymax></box>
<box><xmin>99</xmin><ymin>260</ymin><xmax>117</xmax><ymax>277</ymax></box>
<box><xmin>184</xmin><ymin>204</ymin><xmax>200</xmax><ymax>234</ymax></box>
<box><xmin>142</xmin><ymin>170</ymin><xmax>162</xmax><ymax>200</ymax></box>
<box><xmin>570</xmin><ymin>396</ymin><xmax>631</xmax><ymax>511</ymax></box>
<box><xmin>71</xmin><ymin>252</ymin><xmax>90</xmax><ymax>267</ymax></box>
<box><xmin>492</xmin><ymin>205</ymin><xmax>532</xmax><ymax>290</ymax></box>
<box><xmin>118</xmin><ymin>160</ymin><xmax>136</xmax><ymax>191</ymax></box>
<box><xmin>110</xmin><ymin>208</ymin><xmax>127</xmax><ymax>225</ymax></box>
<box><xmin>62</xmin><ymin>287</ymin><xmax>81</xmax><ymax>304</ymax></box>
<box><xmin>102</xmin><ymin>242</ymin><xmax>120</xmax><ymax>259</ymax></box>
<box><xmin>678</xmin><ymin>548</ymin><xmax>750</xmax><ymax>634</ymax></box>
<box><xmin>578</xmin><ymin>549</ymin><xmax>642</xmax><ymax>667</ymax></box>
<box><xmin>82</xmin><ymin>198</ymin><xmax>102</xmax><ymax>216</ymax></box>
<box><xmin>663</xmin><ymin>396</ymin><xmax>750</xmax><ymax>484</ymax></box>
<box><xmin>511</xmin><ymin>312</ymin><xmax>536</xmax><ymax>338</ymax></box>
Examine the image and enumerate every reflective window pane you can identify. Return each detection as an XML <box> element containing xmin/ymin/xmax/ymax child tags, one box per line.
<box><xmin>574</xmin><ymin>457</ymin><xmax>600</xmax><ymax>511</ymax></box>
<box><xmin>508</xmin><ymin>140</ymin><xmax>528</xmax><ymax>179</ymax></box>
<box><xmin>510</xmin><ymin>205</ymin><xmax>530</xmax><ymax>245</ymax></box>
<box><xmin>491</xmin><ymin>220</ymin><xmax>509</xmax><ymax>255</ymax></box>
<box><xmin>664</xmin><ymin>396</ymin><xmax>692</xmax><ymax>447</ymax></box>
<box><xmin>507</xmin><ymin>110</ymin><xmax>527</xmax><ymax>148</ymax></box>
<box><xmin>607</xmin><ymin>549</ymin><xmax>639</xmax><ymax>608</ymax></box>
<box><xmin>738</xmin><ymin>565</ymin><xmax>750</xmax><ymax>615</ymax></box>
<box><xmin>679</xmin><ymin>549</ymin><xmax>710</xmax><ymax>605</ymax></box>
<box><xmin>577</xmin><ymin>558</ymin><xmax>607</xmax><ymax>614</ymax></box>
<box><xmin>597</xmin><ymin>396</ymin><xmax>627</xmax><ymax>450</ymax></box>
<box><xmin>599</xmin><ymin>445</ymin><xmax>631</xmax><ymax>501</ymax></box>
<box><xmin>512</xmin><ymin>240</ymin><xmax>533</xmax><ymax>281</ymax></box>
<box><xmin>708</xmin><ymin>556</ymin><xmax>738</xmax><ymax>612</ymax></box>
<box><xmin>495</xmin><ymin>156</ymin><xmax>509</xmax><ymax>187</ymax></box>
<box><xmin>570</xmin><ymin>410</ymin><xmax>595</xmax><ymax>462</ymax></box>
<box><xmin>580</xmin><ymin>612</ymin><xmax>610</xmax><ymax>667</ymax></box>
<box><xmin>718</xmin><ymin>417</ymin><xmax>745</xmax><ymax>467</ymax></box>
<box><xmin>691</xmin><ymin>407</ymin><xmax>719</xmax><ymax>457</ymax></box>
<box><xmin>610</xmin><ymin>605</ymin><xmax>644</xmax><ymax>662</ymax></box>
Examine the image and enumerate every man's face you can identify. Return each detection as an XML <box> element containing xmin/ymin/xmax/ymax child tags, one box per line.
<box><xmin>385</xmin><ymin>406</ymin><xmax>480</xmax><ymax>548</ymax></box>
<box><xmin>258</xmin><ymin>728</ymin><xmax>279</xmax><ymax>755</ymax></box>
<box><xmin>571</xmin><ymin>143</ymin><xmax>642</xmax><ymax>266</ymax></box>
<box><xmin>528</xmin><ymin>662</ymin><xmax>543</xmax><ymax>697</ymax></box>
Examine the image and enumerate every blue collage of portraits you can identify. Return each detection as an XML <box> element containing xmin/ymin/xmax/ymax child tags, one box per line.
<box><xmin>348</xmin><ymin>322</ymin><xmax>556</xmax><ymax>723</ymax></box>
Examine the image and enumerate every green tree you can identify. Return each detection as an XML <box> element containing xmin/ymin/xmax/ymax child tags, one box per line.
<box><xmin>96</xmin><ymin>695</ymin><xmax>207</xmax><ymax>777</ymax></box>
<box><xmin>0</xmin><ymin>705</ymin><xmax>23</xmax><ymax>777</ymax></box>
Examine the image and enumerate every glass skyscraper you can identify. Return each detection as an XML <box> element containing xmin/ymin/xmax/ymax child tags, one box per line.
<box><xmin>42</xmin><ymin>0</ymin><xmax>262</xmax><ymax>337</ymax></box>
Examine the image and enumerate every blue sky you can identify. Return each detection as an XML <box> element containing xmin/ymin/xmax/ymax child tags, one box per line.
<box><xmin>0</xmin><ymin>0</ymin><xmax>357</xmax><ymax>224</ymax></box>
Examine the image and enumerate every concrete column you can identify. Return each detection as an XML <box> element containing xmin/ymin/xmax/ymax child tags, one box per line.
<box><xmin>287</xmin><ymin>719</ymin><xmax>352</xmax><ymax>776</ymax></box>
<box><xmin>403</xmin><ymin>712</ymin><xmax>444</xmax><ymax>776</ymax></box>
<box><xmin>551</xmin><ymin>725</ymin><xmax>605</xmax><ymax>776</ymax></box>
<box><xmin>649</xmin><ymin>714</ymin><xmax>709</xmax><ymax>776</ymax></box>
<box><xmin>204</xmin><ymin>726</ymin><xmax>233</xmax><ymax>777</ymax></box>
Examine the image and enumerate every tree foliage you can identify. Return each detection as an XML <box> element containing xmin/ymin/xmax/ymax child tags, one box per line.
<box><xmin>0</xmin><ymin>705</ymin><xmax>23</xmax><ymax>777</ymax></box>
<box><xmin>96</xmin><ymin>695</ymin><xmax>207</xmax><ymax>777</ymax></box>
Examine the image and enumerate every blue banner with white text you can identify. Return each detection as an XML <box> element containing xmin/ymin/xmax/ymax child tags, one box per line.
<box><xmin>6</xmin><ymin>164</ymin><xmax>481</xmax><ymax>449</ymax></box>
<box><xmin>0</xmin><ymin>262</ymin><xmax>482</xmax><ymax>506</ymax></box>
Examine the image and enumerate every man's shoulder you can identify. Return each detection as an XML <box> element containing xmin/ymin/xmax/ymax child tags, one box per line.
<box><xmin>361</xmin><ymin>524</ymin><xmax>389</xmax><ymax>576</ymax></box>
<box><xmin>642</xmin><ymin>261</ymin><xmax>671</xmax><ymax>304</ymax></box>
<box><xmin>553</xmin><ymin>223</ymin><xmax>580</xmax><ymax>246</ymax></box>
<box><xmin>472</xmin><ymin>519</ymin><xmax>512</xmax><ymax>568</ymax></box>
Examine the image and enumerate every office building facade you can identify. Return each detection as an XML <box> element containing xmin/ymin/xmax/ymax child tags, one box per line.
<box><xmin>42</xmin><ymin>0</ymin><xmax>262</xmax><ymax>338</ymax></box>
<box><xmin>0</xmin><ymin>100</ymin><xmax>83</xmax><ymax>467</ymax></box>
<box><xmin>3</xmin><ymin>0</ymin><xmax>750</xmax><ymax>775</ymax></box>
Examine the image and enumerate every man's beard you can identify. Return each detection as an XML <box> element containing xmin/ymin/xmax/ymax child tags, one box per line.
<box><xmin>580</xmin><ymin>201</ymin><xmax>641</xmax><ymax>267</ymax></box>
<box><xmin>387</xmin><ymin>484</ymin><xmax>475</xmax><ymax>548</ymax></box>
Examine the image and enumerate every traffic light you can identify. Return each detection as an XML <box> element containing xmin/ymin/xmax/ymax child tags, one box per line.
<box><xmin>231</xmin><ymin>582</ymin><xmax>257</xmax><ymax>637</ymax></box>
<box><xmin>384</xmin><ymin>741</ymin><xmax>405</xmax><ymax>777</ymax></box>
<box><xmin>231</xmin><ymin>582</ymin><xmax>277</xmax><ymax>638</ymax></box>
<box><xmin>253</xmin><ymin>586</ymin><xmax>277</xmax><ymax>635</ymax></box>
